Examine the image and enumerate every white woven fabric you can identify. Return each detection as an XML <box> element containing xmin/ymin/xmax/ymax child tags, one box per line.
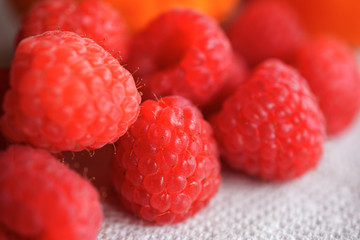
<box><xmin>98</xmin><ymin>116</ymin><xmax>360</xmax><ymax>240</ymax></box>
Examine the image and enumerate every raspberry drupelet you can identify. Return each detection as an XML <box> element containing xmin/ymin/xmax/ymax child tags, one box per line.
<box><xmin>211</xmin><ymin>59</ymin><xmax>325</xmax><ymax>180</ymax></box>
<box><xmin>17</xmin><ymin>0</ymin><xmax>130</xmax><ymax>60</ymax></box>
<box><xmin>1</xmin><ymin>31</ymin><xmax>141</xmax><ymax>152</ymax></box>
<box><xmin>296</xmin><ymin>36</ymin><xmax>360</xmax><ymax>135</ymax></box>
<box><xmin>127</xmin><ymin>8</ymin><xmax>234</xmax><ymax>107</ymax></box>
<box><xmin>0</xmin><ymin>145</ymin><xmax>103</xmax><ymax>240</ymax></box>
<box><xmin>112</xmin><ymin>96</ymin><xmax>221</xmax><ymax>224</ymax></box>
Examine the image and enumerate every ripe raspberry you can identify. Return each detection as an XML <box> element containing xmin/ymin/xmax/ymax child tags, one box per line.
<box><xmin>17</xmin><ymin>0</ymin><xmax>130</xmax><ymax>60</ymax></box>
<box><xmin>1</xmin><ymin>31</ymin><xmax>141</xmax><ymax>152</ymax></box>
<box><xmin>0</xmin><ymin>145</ymin><xmax>103</xmax><ymax>240</ymax></box>
<box><xmin>295</xmin><ymin>36</ymin><xmax>360</xmax><ymax>135</ymax></box>
<box><xmin>112</xmin><ymin>96</ymin><xmax>221</xmax><ymax>224</ymax></box>
<box><xmin>211</xmin><ymin>59</ymin><xmax>325</xmax><ymax>180</ymax></box>
<box><xmin>227</xmin><ymin>0</ymin><xmax>306</xmax><ymax>67</ymax></box>
<box><xmin>127</xmin><ymin>8</ymin><xmax>233</xmax><ymax>107</ymax></box>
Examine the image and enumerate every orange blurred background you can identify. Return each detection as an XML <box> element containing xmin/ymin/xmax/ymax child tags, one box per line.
<box><xmin>280</xmin><ymin>0</ymin><xmax>360</xmax><ymax>45</ymax></box>
<box><xmin>6</xmin><ymin>0</ymin><xmax>360</xmax><ymax>44</ymax></box>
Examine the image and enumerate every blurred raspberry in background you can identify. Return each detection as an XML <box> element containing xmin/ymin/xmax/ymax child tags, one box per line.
<box><xmin>8</xmin><ymin>0</ymin><xmax>240</xmax><ymax>32</ymax></box>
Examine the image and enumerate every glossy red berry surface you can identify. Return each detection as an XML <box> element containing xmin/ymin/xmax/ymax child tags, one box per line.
<box><xmin>0</xmin><ymin>145</ymin><xmax>103</xmax><ymax>240</ymax></box>
<box><xmin>112</xmin><ymin>96</ymin><xmax>221</xmax><ymax>224</ymax></box>
<box><xmin>296</xmin><ymin>36</ymin><xmax>360</xmax><ymax>135</ymax></box>
<box><xmin>127</xmin><ymin>8</ymin><xmax>233</xmax><ymax>107</ymax></box>
<box><xmin>228</xmin><ymin>0</ymin><xmax>306</xmax><ymax>67</ymax></box>
<box><xmin>1</xmin><ymin>31</ymin><xmax>141</xmax><ymax>152</ymax></box>
<box><xmin>17</xmin><ymin>0</ymin><xmax>130</xmax><ymax>60</ymax></box>
<box><xmin>211</xmin><ymin>59</ymin><xmax>325</xmax><ymax>180</ymax></box>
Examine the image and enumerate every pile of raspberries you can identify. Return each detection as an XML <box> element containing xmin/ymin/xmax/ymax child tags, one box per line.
<box><xmin>1</xmin><ymin>0</ymin><xmax>359</xmax><ymax>239</ymax></box>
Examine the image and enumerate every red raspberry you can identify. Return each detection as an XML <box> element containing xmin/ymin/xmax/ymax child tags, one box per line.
<box><xmin>295</xmin><ymin>36</ymin><xmax>360</xmax><ymax>135</ymax></box>
<box><xmin>112</xmin><ymin>96</ymin><xmax>221</xmax><ymax>224</ymax></box>
<box><xmin>0</xmin><ymin>145</ymin><xmax>103</xmax><ymax>240</ymax></box>
<box><xmin>228</xmin><ymin>0</ymin><xmax>306</xmax><ymax>67</ymax></box>
<box><xmin>211</xmin><ymin>59</ymin><xmax>325</xmax><ymax>180</ymax></box>
<box><xmin>17</xmin><ymin>0</ymin><xmax>130</xmax><ymax>60</ymax></box>
<box><xmin>1</xmin><ymin>31</ymin><xmax>141</xmax><ymax>152</ymax></box>
<box><xmin>127</xmin><ymin>8</ymin><xmax>233</xmax><ymax>107</ymax></box>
